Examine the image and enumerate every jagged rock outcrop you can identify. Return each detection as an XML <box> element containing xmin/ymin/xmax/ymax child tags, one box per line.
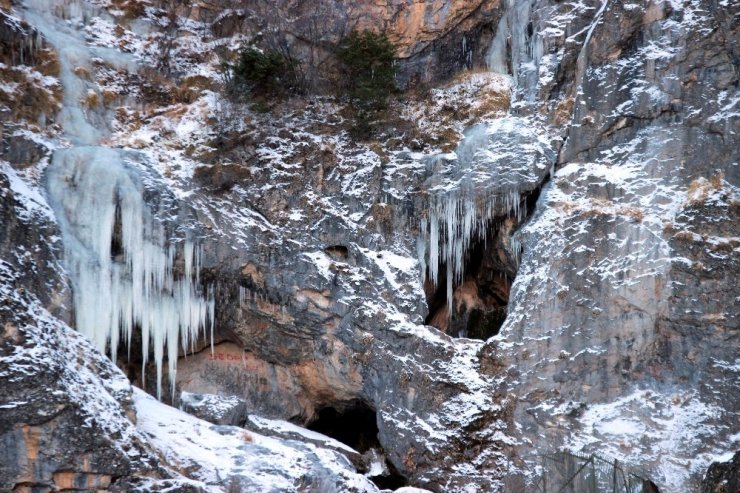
<box><xmin>200</xmin><ymin>0</ymin><xmax>503</xmax><ymax>86</ymax></box>
<box><xmin>0</xmin><ymin>10</ymin><xmax>60</xmax><ymax>125</ymax></box>
<box><xmin>702</xmin><ymin>451</ymin><xmax>740</xmax><ymax>493</ymax></box>
<box><xmin>0</xmin><ymin>268</ymin><xmax>152</xmax><ymax>492</ymax></box>
<box><xmin>486</xmin><ymin>0</ymin><xmax>739</xmax><ymax>490</ymax></box>
<box><xmin>178</xmin><ymin>391</ymin><xmax>248</xmax><ymax>426</ymax></box>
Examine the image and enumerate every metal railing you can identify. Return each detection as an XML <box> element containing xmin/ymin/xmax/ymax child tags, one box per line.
<box><xmin>533</xmin><ymin>451</ymin><xmax>659</xmax><ymax>493</ymax></box>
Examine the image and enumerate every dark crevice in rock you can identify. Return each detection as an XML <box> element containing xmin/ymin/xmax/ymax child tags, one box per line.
<box><xmin>423</xmin><ymin>273</ymin><xmax>449</xmax><ymax>329</ymax></box>
<box><xmin>646</xmin><ymin>480</ymin><xmax>661</xmax><ymax>492</ymax></box>
<box><xmin>370</xmin><ymin>466</ymin><xmax>408</xmax><ymax>490</ymax></box>
<box><xmin>305</xmin><ymin>402</ymin><xmax>408</xmax><ymax>489</ymax></box>
<box><xmin>702</xmin><ymin>451</ymin><xmax>739</xmax><ymax>493</ymax></box>
<box><xmin>425</xmin><ymin>185</ymin><xmax>545</xmax><ymax>340</ymax></box>
<box><xmin>110</xmin><ymin>196</ymin><xmax>124</xmax><ymax>261</ymax></box>
<box><xmin>423</xmin><ymin>221</ymin><xmax>514</xmax><ymax>339</ymax></box>
<box><xmin>324</xmin><ymin>245</ymin><xmax>349</xmax><ymax>259</ymax></box>
<box><xmin>307</xmin><ymin>403</ymin><xmax>379</xmax><ymax>453</ymax></box>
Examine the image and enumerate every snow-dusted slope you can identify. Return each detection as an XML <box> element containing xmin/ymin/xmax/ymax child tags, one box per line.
<box><xmin>134</xmin><ymin>388</ymin><xmax>381</xmax><ymax>492</ymax></box>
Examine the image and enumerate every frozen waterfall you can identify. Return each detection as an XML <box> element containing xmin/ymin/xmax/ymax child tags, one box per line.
<box><xmin>21</xmin><ymin>0</ymin><xmax>136</xmax><ymax>145</ymax></box>
<box><xmin>417</xmin><ymin>120</ymin><xmax>553</xmax><ymax>320</ymax></box>
<box><xmin>46</xmin><ymin>148</ymin><xmax>214</xmax><ymax>399</ymax></box>
<box><xmin>418</xmin><ymin>0</ymin><xmax>550</xmax><ymax>322</ymax></box>
<box><xmin>487</xmin><ymin>0</ymin><xmax>543</xmax><ymax>102</ymax></box>
<box><xmin>23</xmin><ymin>0</ymin><xmax>213</xmax><ymax>398</ymax></box>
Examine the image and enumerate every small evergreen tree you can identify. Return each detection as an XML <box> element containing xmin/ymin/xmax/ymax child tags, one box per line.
<box><xmin>336</xmin><ymin>30</ymin><xmax>398</xmax><ymax>138</ymax></box>
<box><xmin>225</xmin><ymin>46</ymin><xmax>295</xmax><ymax>98</ymax></box>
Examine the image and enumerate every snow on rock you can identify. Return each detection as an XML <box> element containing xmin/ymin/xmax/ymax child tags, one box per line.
<box><xmin>134</xmin><ymin>388</ymin><xmax>380</xmax><ymax>493</ymax></box>
<box><xmin>2</xmin><ymin>0</ymin><xmax>735</xmax><ymax>491</ymax></box>
<box><xmin>0</xmin><ymin>258</ymin><xmax>209</xmax><ymax>492</ymax></box>
<box><xmin>564</xmin><ymin>389</ymin><xmax>734</xmax><ymax>491</ymax></box>
<box><xmin>1</xmin><ymin>160</ymin><xmax>54</xmax><ymax>221</ymax></box>
<box><xmin>179</xmin><ymin>391</ymin><xmax>248</xmax><ymax>427</ymax></box>
<box><xmin>246</xmin><ymin>415</ymin><xmax>360</xmax><ymax>456</ymax></box>
<box><xmin>490</xmin><ymin>0</ymin><xmax>739</xmax><ymax>489</ymax></box>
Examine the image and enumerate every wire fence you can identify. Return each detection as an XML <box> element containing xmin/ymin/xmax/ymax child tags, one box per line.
<box><xmin>532</xmin><ymin>451</ymin><xmax>660</xmax><ymax>493</ymax></box>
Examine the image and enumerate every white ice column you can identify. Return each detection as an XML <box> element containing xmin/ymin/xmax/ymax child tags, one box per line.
<box><xmin>46</xmin><ymin>147</ymin><xmax>214</xmax><ymax>398</ymax></box>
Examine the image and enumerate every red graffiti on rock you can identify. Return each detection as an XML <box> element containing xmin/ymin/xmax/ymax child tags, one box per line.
<box><xmin>208</xmin><ymin>352</ymin><xmax>242</xmax><ymax>361</ymax></box>
<box><xmin>206</xmin><ymin>352</ymin><xmax>260</xmax><ymax>371</ymax></box>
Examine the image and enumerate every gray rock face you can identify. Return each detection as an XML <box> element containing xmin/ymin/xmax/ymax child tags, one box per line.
<box><xmin>203</xmin><ymin>0</ymin><xmax>503</xmax><ymax>87</ymax></box>
<box><xmin>0</xmin><ymin>166</ymin><xmax>68</xmax><ymax>320</ymax></box>
<box><xmin>0</xmin><ymin>285</ymin><xmax>146</xmax><ymax>492</ymax></box>
<box><xmin>702</xmin><ymin>451</ymin><xmax>740</xmax><ymax>493</ymax></box>
<box><xmin>0</xmin><ymin>0</ymin><xmax>737</xmax><ymax>492</ymax></box>
<box><xmin>486</xmin><ymin>0</ymin><xmax>739</xmax><ymax>490</ymax></box>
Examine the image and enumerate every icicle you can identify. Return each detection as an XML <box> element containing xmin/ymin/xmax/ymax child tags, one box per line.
<box><xmin>46</xmin><ymin>147</ymin><xmax>214</xmax><ymax>400</ymax></box>
<box><xmin>487</xmin><ymin>5</ymin><xmax>511</xmax><ymax>74</ymax></box>
<box><xmin>486</xmin><ymin>0</ymin><xmax>544</xmax><ymax>101</ymax></box>
<box><xmin>416</xmin><ymin>118</ymin><xmax>548</xmax><ymax>318</ymax></box>
<box><xmin>26</xmin><ymin>0</ymin><xmax>213</xmax><ymax>400</ymax></box>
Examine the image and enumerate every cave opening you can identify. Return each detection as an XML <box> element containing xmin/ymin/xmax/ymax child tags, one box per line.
<box><xmin>307</xmin><ymin>404</ymin><xmax>379</xmax><ymax>453</ymax></box>
<box><xmin>324</xmin><ymin>245</ymin><xmax>349</xmax><ymax>259</ymax></box>
<box><xmin>644</xmin><ymin>480</ymin><xmax>661</xmax><ymax>493</ymax></box>
<box><xmin>306</xmin><ymin>402</ymin><xmax>407</xmax><ymax>489</ymax></box>
<box><xmin>424</xmin><ymin>189</ymin><xmax>542</xmax><ymax>340</ymax></box>
<box><xmin>424</xmin><ymin>215</ymin><xmax>518</xmax><ymax>340</ymax></box>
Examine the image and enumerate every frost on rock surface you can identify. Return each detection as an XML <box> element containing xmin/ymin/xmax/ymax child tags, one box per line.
<box><xmin>489</xmin><ymin>0</ymin><xmax>739</xmax><ymax>489</ymax></box>
<box><xmin>1</xmin><ymin>0</ymin><xmax>737</xmax><ymax>491</ymax></box>
<box><xmin>417</xmin><ymin>117</ymin><xmax>553</xmax><ymax>313</ymax></box>
<box><xmin>134</xmin><ymin>388</ymin><xmax>381</xmax><ymax>493</ymax></box>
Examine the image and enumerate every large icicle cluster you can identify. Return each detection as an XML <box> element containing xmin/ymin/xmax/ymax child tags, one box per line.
<box><xmin>23</xmin><ymin>0</ymin><xmax>213</xmax><ymax>398</ymax></box>
<box><xmin>417</xmin><ymin>118</ymin><xmax>553</xmax><ymax>316</ymax></box>
<box><xmin>47</xmin><ymin>147</ymin><xmax>214</xmax><ymax>398</ymax></box>
<box><xmin>419</xmin><ymin>0</ymin><xmax>551</xmax><ymax>320</ymax></box>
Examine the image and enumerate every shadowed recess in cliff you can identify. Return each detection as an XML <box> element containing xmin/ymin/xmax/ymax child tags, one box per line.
<box><xmin>424</xmin><ymin>185</ymin><xmax>544</xmax><ymax>339</ymax></box>
<box><xmin>417</xmin><ymin>117</ymin><xmax>553</xmax><ymax>338</ymax></box>
<box><xmin>306</xmin><ymin>403</ymin><xmax>408</xmax><ymax>489</ymax></box>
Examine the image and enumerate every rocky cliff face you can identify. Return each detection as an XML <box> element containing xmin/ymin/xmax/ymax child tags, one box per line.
<box><xmin>0</xmin><ymin>0</ymin><xmax>737</xmax><ymax>492</ymax></box>
<box><xmin>206</xmin><ymin>0</ymin><xmax>502</xmax><ymax>87</ymax></box>
<box><xmin>492</xmin><ymin>1</ymin><xmax>738</xmax><ymax>489</ymax></box>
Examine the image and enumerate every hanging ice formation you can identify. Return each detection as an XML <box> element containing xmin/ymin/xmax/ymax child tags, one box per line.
<box><xmin>487</xmin><ymin>0</ymin><xmax>543</xmax><ymax>102</ymax></box>
<box><xmin>46</xmin><ymin>148</ymin><xmax>215</xmax><ymax>399</ymax></box>
<box><xmin>21</xmin><ymin>0</ymin><xmax>136</xmax><ymax>146</ymax></box>
<box><xmin>23</xmin><ymin>0</ymin><xmax>213</xmax><ymax>399</ymax></box>
<box><xmin>417</xmin><ymin>120</ymin><xmax>550</xmax><ymax>315</ymax></box>
<box><xmin>417</xmin><ymin>0</ymin><xmax>551</xmax><ymax>318</ymax></box>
